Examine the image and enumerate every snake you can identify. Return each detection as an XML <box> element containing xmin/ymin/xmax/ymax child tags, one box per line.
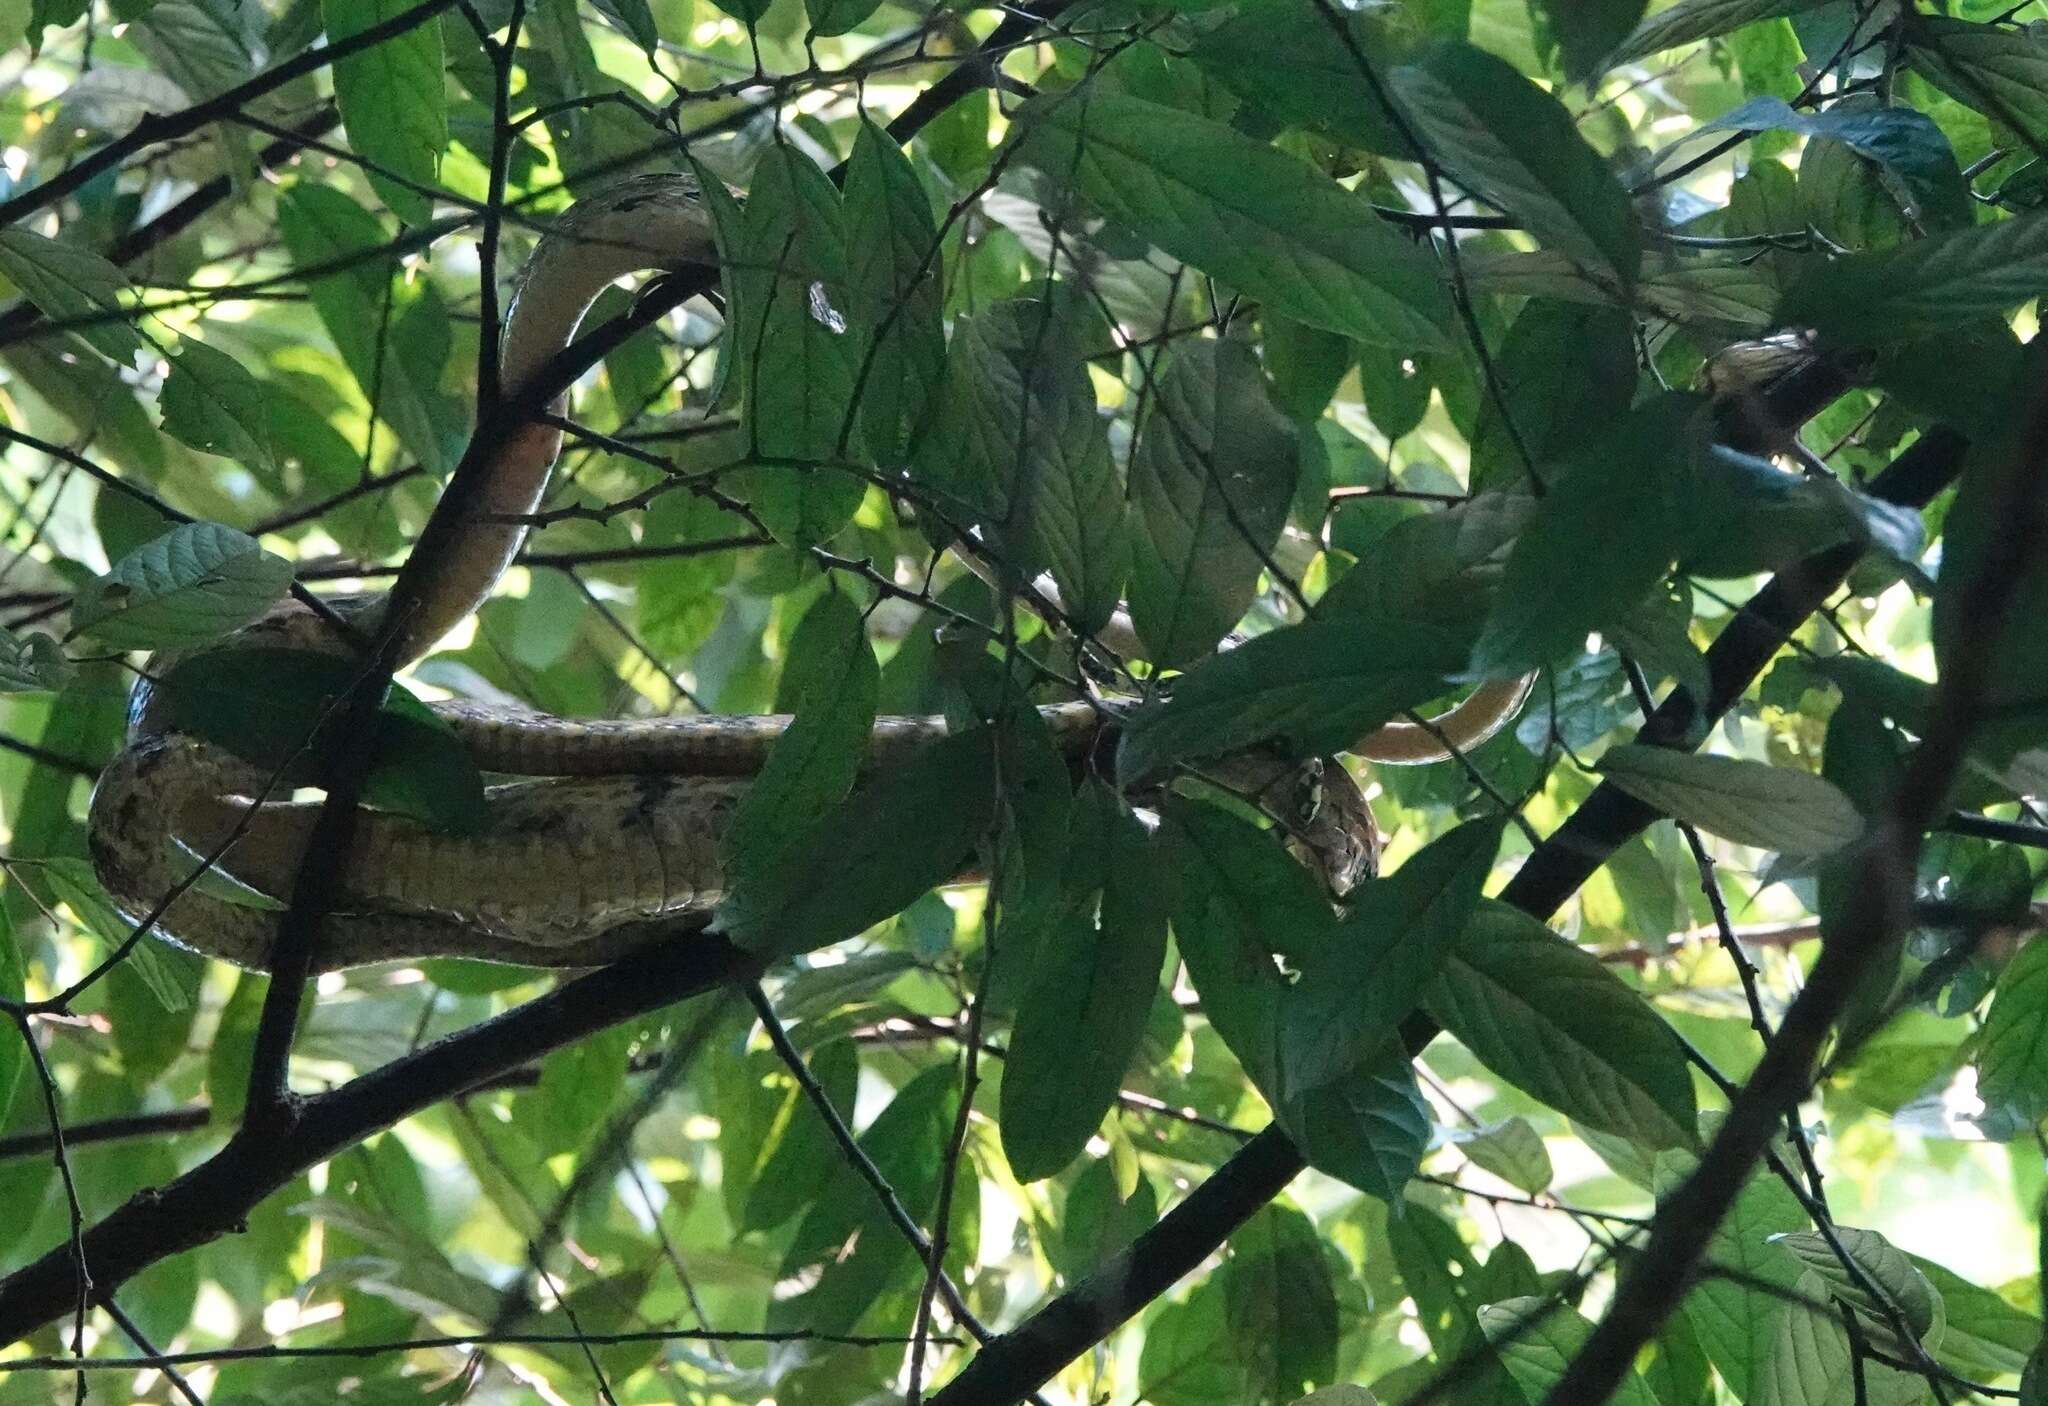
<box><xmin>85</xmin><ymin>171</ymin><xmax>1532</xmax><ymax>973</ymax></box>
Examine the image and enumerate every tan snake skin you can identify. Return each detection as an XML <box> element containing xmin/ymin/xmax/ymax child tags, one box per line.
<box><xmin>86</xmin><ymin>172</ymin><xmax>1527</xmax><ymax>972</ymax></box>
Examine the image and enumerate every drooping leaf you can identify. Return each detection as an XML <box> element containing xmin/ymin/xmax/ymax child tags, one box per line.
<box><xmin>1001</xmin><ymin>785</ymin><xmax>1168</xmax><ymax>1181</ymax></box>
<box><xmin>1008</xmin><ymin>90</ymin><xmax>1455</xmax><ymax>351</ymax></box>
<box><xmin>1780</xmin><ymin>209</ymin><xmax>2048</xmax><ymax>346</ymax></box>
<box><xmin>1283</xmin><ymin>1044</ymin><xmax>1433</xmax><ymax>1202</ymax></box>
<box><xmin>0</xmin><ymin>226</ymin><xmax>146</xmax><ymax>361</ymax></box>
<box><xmin>1751</xmin><ymin>1268</ymin><xmax>1929</xmax><ymax>1406</ymax></box>
<box><xmin>1187</xmin><ymin>0</ymin><xmax>1419</xmax><ymax>158</ymax></box>
<box><xmin>1595</xmin><ymin>745</ymin><xmax>1865</xmax><ymax>856</ymax></box>
<box><xmin>714</xmin><ymin>728</ymin><xmax>996</xmax><ymax>957</ymax></box>
<box><xmin>732</xmin><ymin>143</ymin><xmax>867</xmax><ymax>546</ymax></box>
<box><xmin>1128</xmin><ymin>340</ymin><xmax>1300</xmax><ymax>665</ymax></box>
<box><xmin>1449</xmin><ymin>1116</ymin><xmax>1554</xmax><ymax>1194</ymax></box>
<box><xmin>1701</xmin><ymin>96</ymin><xmax>1972</xmax><ymax>230</ymax></box>
<box><xmin>1468</xmin><ymin>300</ymin><xmax>1637</xmax><ymax>493</ymax></box>
<box><xmin>726</xmin><ymin>590</ymin><xmax>879</xmax><ymax>889</ymax></box>
<box><xmin>767</xmin><ymin>1063</ymin><xmax>959</xmax><ymax>1335</ymax></box>
<box><xmin>1222</xmin><ymin>1205</ymin><xmax>1340</xmax><ymax>1400</ymax></box>
<box><xmin>323</xmin><ymin>0</ymin><xmax>447</xmax><ymax>223</ymax></box>
<box><xmin>0</xmin><ymin>629</ymin><xmax>73</xmax><ymax>693</ymax></box>
<box><xmin>1605</xmin><ymin>0</ymin><xmax>1834</xmax><ymax>70</ymax></box>
<box><xmin>1664</xmin><ymin>1161</ymin><xmax>1810</xmax><ymax>1402</ymax></box>
<box><xmin>1424</xmin><ymin>901</ymin><xmax>1698</xmax><ymax>1148</ymax></box>
<box><xmin>1976</xmin><ymin>938</ymin><xmax>2048</xmax><ymax>1130</ymax></box>
<box><xmin>1118</xmin><ymin>616</ymin><xmax>1473</xmax><ymax>783</ymax></box>
<box><xmin>1472</xmin><ymin>393</ymin><xmax>1706</xmax><ymax>676</ymax></box>
<box><xmin>1391</xmin><ymin>41</ymin><xmax>1641</xmax><ymax>289</ymax></box>
<box><xmin>1772</xmin><ymin>1225</ymin><xmax>1943</xmax><ymax>1353</ymax></box>
<box><xmin>1481</xmin><ymin>1298</ymin><xmax>1664</xmax><ymax>1406</ymax></box>
<box><xmin>71</xmin><ymin>522</ymin><xmax>293</xmax><ymax>652</ymax></box>
<box><xmin>159</xmin><ymin>339</ymin><xmax>286</xmax><ymax>478</ymax></box>
<box><xmin>844</xmin><ymin>120</ymin><xmax>946</xmax><ymax>466</ymax></box>
<box><xmin>1279</xmin><ymin>817</ymin><xmax>1503</xmax><ymax>1109</ymax></box>
<box><xmin>917</xmin><ymin>298</ymin><xmax>1125</xmax><ymax>634</ymax></box>
<box><xmin>1905</xmin><ymin>16</ymin><xmax>2048</xmax><ymax>156</ymax></box>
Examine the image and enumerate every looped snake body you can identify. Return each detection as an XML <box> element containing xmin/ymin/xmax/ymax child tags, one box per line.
<box><xmin>86</xmin><ymin>172</ymin><xmax>1530</xmax><ymax>973</ymax></box>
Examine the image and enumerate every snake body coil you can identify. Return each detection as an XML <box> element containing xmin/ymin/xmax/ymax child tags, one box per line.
<box><xmin>87</xmin><ymin>172</ymin><xmax>1528</xmax><ymax>973</ymax></box>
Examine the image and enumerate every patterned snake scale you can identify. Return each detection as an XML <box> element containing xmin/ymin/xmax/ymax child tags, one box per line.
<box><xmin>87</xmin><ymin>172</ymin><xmax>1528</xmax><ymax>973</ymax></box>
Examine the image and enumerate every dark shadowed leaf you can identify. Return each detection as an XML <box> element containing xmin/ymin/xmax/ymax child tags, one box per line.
<box><xmin>1128</xmin><ymin>340</ymin><xmax>1300</xmax><ymax>665</ymax></box>
<box><xmin>715</xmin><ymin>728</ymin><xmax>996</xmax><ymax>957</ymax></box>
<box><xmin>1392</xmin><ymin>42</ymin><xmax>1641</xmax><ymax>288</ymax></box>
<box><xmin>844</xmin><ymin>120</ymin><xmax>947</xmax><ymax>464</ymax></box>
<box><xmin>1002</xmin><ymin>784</ymin><xmax>1168</xmax><ymax>1181</ymax></box>
<box><xmin>1009</xmin><ymin>90</ymin><xmax>1454</xmax><ymax>351</ymax></box>
<box><xmin>1781</xmin><ymin>210</ymin><xmax>2048</xmax><ymax>346</ymax></box>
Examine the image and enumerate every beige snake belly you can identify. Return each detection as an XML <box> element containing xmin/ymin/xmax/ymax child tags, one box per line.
<box><xmin>87</xmin><ymin>699</ymin><xmax>1105</xmax><ymax>972</ymax></box>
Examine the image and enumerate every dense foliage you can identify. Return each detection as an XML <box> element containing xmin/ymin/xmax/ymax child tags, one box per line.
<box><xmin>0</xmin><ymin>0</ymin><xmax>2045</xmax><ymax>1398</ymax></box>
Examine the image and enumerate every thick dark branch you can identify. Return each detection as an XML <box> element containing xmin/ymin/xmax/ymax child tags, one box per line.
<box><xmin>925</xmin><ymin>422</ymin><xmax>1975</xmax><ymax>1406</ymax></box>
<box><xmin>0</xmin><ymin>933</ymin><xmax>760</xmax><ymax>1342</ymax></box>
<box><xmin>0</xmin><ymin>0</ymin><xmax>453</xmax><ymax>230</ymax></box>
<box><xmin>1537</xmin><ymin>393</ymin><xmax>2048</xmax><ymax>1406</ymax></box>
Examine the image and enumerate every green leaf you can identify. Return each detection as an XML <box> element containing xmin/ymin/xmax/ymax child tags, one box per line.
<box><xmin>159</xmin><ymin>340</ymin><xmax>286</xmax><ymax>477</ymax></box>
<box><xmin>1680</xmin><ymin>444</ymin><xmax>1921</xmax><ymax>580</ymax></box>
<box><xmin>1914</xmin><ymin>1255</ymin><xmax>2039</xmax><ymax>1380</ymax></box>
<box><xmin>1772</xmin><ymin>1225</ymin><xmax>1942</xmax><ymax>1351</ymax></box>
<box><xmin>741</xmin><ymin>1037</ymin><xmax>861</xmax><ymax>1232</ymax></box>
<box><xmin>1753</xmin><ymin>1268</ymin><xmax>1930</xmax><ymax>1406</ymax></box>
<box><xmin>1008</xmin><ymin>90</ymin><xmax>1454</xmax><ymax>351</ymax></box>
<box><xmin>1223</xmin><ymin>1205</ymin><xmax>1340</xmax><ymax>1399</ymax></box>
<box><xmin>0</xmin><ymin>226</ymin><xmax>145</xmax><ymax>361</ymax></box>
<box><xmin>277</xmin><ymin>184</ymin><xmax>457</xmax><ymax>472</ymax></box>
<box><xmin>805</xmin><ymin>0</ymin><xmax>878</xmax><ymax>38</ymax></box>
<box><xmin>71</xmin><ymin>522</ymin><xmax>293</xmax><ymax>651</ymax></box>
<box><xmin>1595</xmin><ymin>745</ymin><xmax>1865</xmax><ymax>856</ymax></box>
<box><xmin>732</xmin><ymin>143</ymin><xmax>866</xmax><ymax>547</ymax></box>
<box><xmin>1934</xmin><ymin>402</ymin><xmax>2048</xmax><ymax>716</ymax></box>
<box><xmin>1284</xmin><ymin>1044</ymin><xmax>1432</xmax><ymax>1201</ymax></box>
<box><xmin>0</xmin><ymin>895</ymin><xmax>21</xmax><ymax>1127</ymax></box>
<box><xmin>1188</xmin><ymin>0</ymin><xmax>1420</xmax><ymax>158</ymax></box>
<box><xmin>727</xmin><ymin>590</ymin><xmax>879</xmax><ymax>889</ymax></box>
<box><xmin>588</xmin><ymin>0</ymin><xmax>656</xmax><ymax>48</ymax></box>
<box><xmin>1162</xmin><ymin>795</ymin><xmax>1334</xmax><ymax>1095</ymax></box>
<box><xmin>1781</xmin><ymin>209</ymin><xmax>2048</xmax><ymax>346</ymax></box>
<box><xmin>1128</xmin><ymin>340</ymin><xmax>1300</xmax><ymax>665</ymax></box>
<box><xmin>1002</xmin><ymin>786</ymin><xmax>1167</xmax><ymax>1181</ymax></box>
<box><xmin>324</xmin><ymin>0</ymin><xmax>446</xmax><ymax>223</ymax></box>
<box><xmin>43</xmin><ymin>857</ymin><xmax>198</xmax><ymax>1013</ymax></box>
<box><xmin>1425</xmin><ymin>901</ymin><xmax>1698</xmax><ymax>1148</ymax></box>
<box><xmin>1702</xmin><ymin>96</ymin><xmax>1972</xmax><ymax>230</ymax></box>
<box><xmin>0</xmin><ymin>629</ymin><xmax>73</xmax><ymax>693</ymax></box>
<box><xmin>1472</xmin><ymin>393</ymin><xmax>1704</xmax><ymax>676</ymax></box>
<box><xmin>1533</xmin><ymin>0</ymin><xmax>1647</xmax><ymax>80</ymax></box>
<box><xmin>1606</xmin><ymin>0</ymin><xmax>1833</xmax><ymax>69</ymax></box>
<box><xmin>714</xmin><ymin>728</ymin><xmax>996</xmax><ymax>957</ymax></box>
<box><xmin>1905</xmin><ymin>17</ymin><xmax>2048</xmax><ymax>157</ymax></box>
<box><xmin>1468</xmin><ymin>300</ymin><xmax>1637</xmax><ymax>493</ymax></box>
<box><xmin>1279</xmin><ymin>817</ymin><xmax>1503</xmax><ymax>1107</ymax></box>
<box><xmin>768</xmin><ymin>1064</ymin><xmax>959</xmax><ymax>1335</ymax></box>
<box><xmin>1450</xmin><ymin>1116</ymin><xmax>1554</xmax><ymax>1194</ymax></box>
<box><xmin>1977</xmin><ymin>938</ymin><xmax>2048</xmax><ymax>1129</ymax></box>
<box><xmin>918</xmin><ymin>299</ymin><xmax>1125</xmax><ymax>634</ymax></box>
<box><xmin>1117</xmin><ymin>616</ymin><xmax>1473</xmax><ymax>783</ymax></box>
<box><xmin>1391</xmin><ymin>42</ymin><xmax>1641</xmax><ymax>289</ymax></box>
<box><xmin>1672</xmin><ymin>1166</ymin><xmax>1809</xmax><ymax>1402</ymax></box>
<box><xmin>1481</xmin><ymin>1298</ymin><xmax>1663</xmax><ymax>1406</ymax></box>
<box><xmin>844</xmin><ymin>120</ymin><xmax>946</xmax><ymax>465</ymax></box>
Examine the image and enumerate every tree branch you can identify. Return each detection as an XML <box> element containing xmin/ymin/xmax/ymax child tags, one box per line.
<box><xmin>922</xmin><ymin>420</ymin><xmax>1976</xmax><ymax>1406</ymax></box>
